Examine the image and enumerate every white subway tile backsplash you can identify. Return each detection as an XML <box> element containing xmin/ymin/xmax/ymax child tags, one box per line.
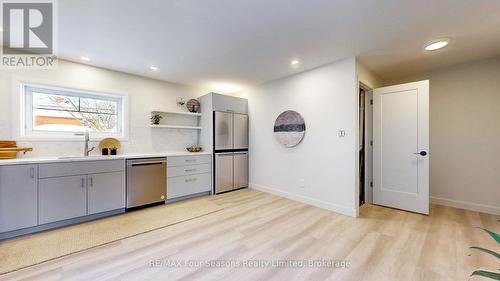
<box><xmin>16</xmin><ymin>126</ymin><xmax>198</xmax><ymax>158</ymax></box>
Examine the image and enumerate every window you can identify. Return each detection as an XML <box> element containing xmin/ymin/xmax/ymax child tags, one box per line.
<box><xmin>22</xmin><ymin>83</ymin><xmax>126</xmax><ymax>139</ymax></box>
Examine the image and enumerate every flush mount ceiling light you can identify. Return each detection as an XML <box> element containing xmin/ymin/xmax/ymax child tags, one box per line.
<box><xmin>424</xmin><ymin>40</ymin><xmax>449</xmax><ymax>51</ymax></box>
<box><xmin>149</xmin><ymin>65</ymin><xmax>159</xmax><ymax>71</ymax></box>
<box><xmin>291</xmin><ymin>59</ymin><xmax>300</xmax><ymax>65</ymax></box>
<box><xmin>80</xmin><ymin>56</ymin><xmax>90</xmax><ymax>61</ymax></box>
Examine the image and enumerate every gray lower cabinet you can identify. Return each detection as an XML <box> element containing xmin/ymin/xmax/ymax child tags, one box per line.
<box><xmin>88</xmin><ymin>172</ymin><xmax>126</xmax><ymax>215</ymax></box>
<box><xmin>0</xmin><ymin>165</ymin><xmax>38</xmax><ymax>233</ymax></box>
<box><xmin>167</xmin><ymin>155</ymin><xmax>212</xmax><ymax>200</ymax></box>
<box><xmin>39</xmin><ymin>175</ymin><xmax>88</xmax><ymax>225</ymax></box>
<box><xmin>1</xmin><ymin>159</ymin><xmax>126</xmax><ymax>238</ymax></box>
<box><xmin>167</xmin><ymin>173</ymin><xmax>211</xmax><ymax>199</ymax></box>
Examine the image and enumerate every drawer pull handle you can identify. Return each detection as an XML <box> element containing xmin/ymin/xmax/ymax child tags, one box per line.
<box><xmin>81</xmin><ymin>178</ymin><xmax>85</xmax><ymax>188</ymax></box>
<box><xmin>30</xmin><ymin>167</ymin><xmax>35</xmax><ymax>178</ymax></box>
<box><xmin>90</xmin><ymin>177</ymin><xmax>93</xmax><ymax>187</ymax></box>
<box><xmin>185</xmin><ymin>178</ymin><xmax>197</xmax><ymax>182</ymax></box>
<box><xmin>185</xmin><ymin>159</ymin><xmax>196</xmax><ymax>162</ymax></box>
<box><xmin>185</xmin><ymin>169</ymin><xmax>197</xmax><ymax>172</ymax></box>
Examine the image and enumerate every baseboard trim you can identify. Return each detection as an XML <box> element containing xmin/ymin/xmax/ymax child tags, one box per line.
<box><xmin>249</xmin><ymin>182</ymin><xmax>357</xmax><ymax>218</ymax></box>
<box><xmin>430</xmin><ymin>196</ymin><xmax>500</xmax><ymax>216</ymax></box>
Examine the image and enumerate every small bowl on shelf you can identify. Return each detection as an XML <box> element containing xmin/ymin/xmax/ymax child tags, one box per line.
<box><xmin>186</xmin><ymin>146</ymin><xmax>203</xmax><ymax>153</ymax></box>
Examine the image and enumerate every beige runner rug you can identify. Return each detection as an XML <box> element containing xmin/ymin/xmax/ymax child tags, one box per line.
<box><xmin>0</xmin><ymin>197</ymin><xmax>223</xmax><ymax>274</ymax></box>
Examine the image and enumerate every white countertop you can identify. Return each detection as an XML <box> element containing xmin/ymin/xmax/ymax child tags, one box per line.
<box><xmin>0</xmin><ymin>151</ymin><xmax>212</xmax><ymax>166</ymax></box>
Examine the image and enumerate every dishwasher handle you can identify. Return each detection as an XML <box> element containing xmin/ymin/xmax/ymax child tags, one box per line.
<box><xmin>127</xmin><ymin>159</ymin><xmax>166</xmax><ymax>166</ymax></box>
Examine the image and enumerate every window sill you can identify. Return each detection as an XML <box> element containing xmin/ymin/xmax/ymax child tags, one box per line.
<box><xmin>15</xmin><ymin>135</ymin><xmax>129</xmax><ymax>142</ymax></box>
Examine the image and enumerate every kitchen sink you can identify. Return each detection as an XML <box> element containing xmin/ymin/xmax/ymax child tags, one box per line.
<box><xmin>57</xmin><ymin>156</ymin><xmax>108</xmax><ymax>160</ymax></box>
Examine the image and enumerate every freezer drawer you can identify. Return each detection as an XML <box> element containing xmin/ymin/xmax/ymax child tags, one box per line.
<box><xmin>215</xmin><ymin>153</ymin><xmax>234</xmax><ymax>194</ymax></box>
<box><xmin>214</xmin><ymin>111</ymin><xmax>233</xmax><ymax>150</ymax></box>
<box><xmin>233</xmin><ymin>114</ymin><xmax>248</xmax><ymax>150</ymax></box>
<box><xmin>233</xmin><ymin>152</ymin><xmax>248</xmax><ymax>189</ymax></box>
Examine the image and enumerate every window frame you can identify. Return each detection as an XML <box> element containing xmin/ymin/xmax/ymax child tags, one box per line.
<box><xmin>20</xmin><ymin>82</ymin><xmax>128</xmax><ymax>140</ymax></box>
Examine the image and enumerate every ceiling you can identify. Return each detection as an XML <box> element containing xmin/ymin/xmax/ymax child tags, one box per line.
<box><xmin>58</xmin><ymin>0</ymin><xmax>500</xmax><ymax>90</ymax></box>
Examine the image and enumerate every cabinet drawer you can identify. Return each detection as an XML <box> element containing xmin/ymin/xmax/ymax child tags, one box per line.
<box><xmin>167</xmin><ymin>155</ymin><xmax>211</xmax><ymax>167</ymax></box>
<box><xmin>167</xmin><ymin>173</ymin><xmax>211</xmax><ymax>199</ymax></box>
<box><xmin>39</xmin><ymin>160</ymin><xmax>125</xmax><ymax>178</ymax></box>
<box><xmin>167</xmin><ymin>163</ymin><xmax>211</xmax><ymax>178</ymax></box>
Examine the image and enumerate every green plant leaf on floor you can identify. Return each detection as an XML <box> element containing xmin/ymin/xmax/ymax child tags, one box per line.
<box><xmin>475</xmin><ymin>227</ymin><xmax>500</xmax><ymax>245</ymax></box>
<box><xmin>470</xmin><ymin>246</ymin><xmax>500</xmax><ymax>259</ymax></box>
<box><xmin>470</xmin><ymin>270</ymin><xmax>500</xmax><ymax>280</ymax></box>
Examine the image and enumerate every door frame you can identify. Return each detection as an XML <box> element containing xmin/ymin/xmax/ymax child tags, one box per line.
<box><xmin>357</xmin><ymin>82</ymin><xmax>374</xmax><ymax>211</ymax></box>
<box><xmin>363</xmin><ymin>87</ymin><xmax>374</xmax><ymax>205</ymax></box>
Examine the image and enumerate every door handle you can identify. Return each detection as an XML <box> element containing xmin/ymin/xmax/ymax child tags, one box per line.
<box><xmin>413</xmin><ymin>151</ymin><xmax>427</xmax><ymax>156</ymax></box>
<box><xmin>30</xmin><ymin>167</ymin><xmax>35</xmax><ymax>178</ymax></box>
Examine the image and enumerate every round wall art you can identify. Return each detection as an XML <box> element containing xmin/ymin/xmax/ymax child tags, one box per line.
<box><xmin>186</xmin><ymin>99</ymin><xmax>201</xmax><ymax>113</ymax></box>
<box><xmin>273</xmin><ymin>110</ymin><xmax>306</xmax><ymax>148</ymax></box>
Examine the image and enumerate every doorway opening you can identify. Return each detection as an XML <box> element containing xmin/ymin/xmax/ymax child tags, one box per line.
<box><xmin>359</xmin><ymin>82</ymin><xmax>373</xmax><ymax>206</ymax></box>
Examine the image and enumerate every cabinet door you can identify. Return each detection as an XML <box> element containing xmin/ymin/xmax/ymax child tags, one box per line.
<box><xmin>0</xmin><ymin>165</ymin><xmax>38</xmax><ymax>233</ymax></box>
<box><xmin>233</xmin><ymin>152</ymin><xmax>248</xmax><ymax>189</ymax></box>
<box><xmin>39</xmin><ymin>175</ymin><xmax>87</xmax><ymax>224</ymax></box>
<box><xmin>212</xmin><ymin>93</ymin><xmax>248</xmax><ymax>114</ymax></box>
<box><xmin>88</xmin><ymin>172</ymin><xmax>125</xmax><ymax>215</ymax></box>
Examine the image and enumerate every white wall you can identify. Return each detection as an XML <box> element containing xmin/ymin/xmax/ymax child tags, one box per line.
<box><xmin>385</xmin><ymin>56</ymin><xmax>500</xmax><ymax>215</ymax></box>
<box><xmin>0</xmin><ymin>60</ymin><xmax>200</xmax><ymax>157</ymax></box>
<box><xmin>356</xmin><ymin>60</ymin><xmax>384</xmax><ymax>89</ymax></box>
<box><xmin>239</xmin><ymin>58</ymin><xmax>359</xmax><ymax>217</ymax></box>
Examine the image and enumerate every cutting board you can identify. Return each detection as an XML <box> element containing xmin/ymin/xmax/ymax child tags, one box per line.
<box><xmin>0</xmin><ymin>141</ymin><xmax>33</xmax><ymax>159</ymax></box>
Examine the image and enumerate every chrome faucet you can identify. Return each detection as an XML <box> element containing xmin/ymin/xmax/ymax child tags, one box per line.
<box><xmin>84</xmin><ymin>131</ymin><xmax>95</xmax><ymax>156</ymax></box>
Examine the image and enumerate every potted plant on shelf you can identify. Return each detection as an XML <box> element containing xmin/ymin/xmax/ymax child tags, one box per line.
<box><xmin>151</xmin><ymin>114</ymin><xmax>163</xmax><ymax>125</ymax></box>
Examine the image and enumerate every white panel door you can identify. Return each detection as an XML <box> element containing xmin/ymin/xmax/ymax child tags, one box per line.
<box><xmin>373</xmin><ymin>80</ymin><xmax>429</xmax><ymax>214</ymax></box>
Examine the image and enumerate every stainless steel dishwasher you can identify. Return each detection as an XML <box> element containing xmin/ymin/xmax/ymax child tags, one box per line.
<box><xmin>126</xmin><ymin>157</ymin><xmax>166</xmax><ymax>208</ymax></box>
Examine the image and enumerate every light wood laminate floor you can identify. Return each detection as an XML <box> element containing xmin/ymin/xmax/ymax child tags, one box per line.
<box><xmin>1</xmin><ymin>189</ymin><xmax>498</xmax><ymax>281</ymax></box>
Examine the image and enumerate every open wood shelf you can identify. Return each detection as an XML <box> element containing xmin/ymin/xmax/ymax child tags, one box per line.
<box><xmin>149</xmin><ymin>124</ymin><xmax>202</xmax><ymax>130</ymax></box>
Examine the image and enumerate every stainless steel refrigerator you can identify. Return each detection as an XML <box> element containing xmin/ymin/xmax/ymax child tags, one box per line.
<box><xmin>214</xmin><ymin>111</ymin><xmax>248</xmax><ymax>194</ymax></box>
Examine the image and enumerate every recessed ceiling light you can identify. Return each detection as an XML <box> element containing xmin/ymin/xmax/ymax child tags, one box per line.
<box><xmin>291</xmin><ymin>60</ymin><xmax>300</xmax><ymax>65</ymax></box>
<box><xmin>150</xmin><ymin>65</ymin><xmax>159</xmax><ymax>71</ymax></box>
<box><xmin>80</xmin><ymin>56</ymin><xmax>90</xmax><ymax>61</ymax></box>
<box><xmin>424</xmin><ymin>40</ymin><xmax>449</xmax><ymax>51</ymax></box>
